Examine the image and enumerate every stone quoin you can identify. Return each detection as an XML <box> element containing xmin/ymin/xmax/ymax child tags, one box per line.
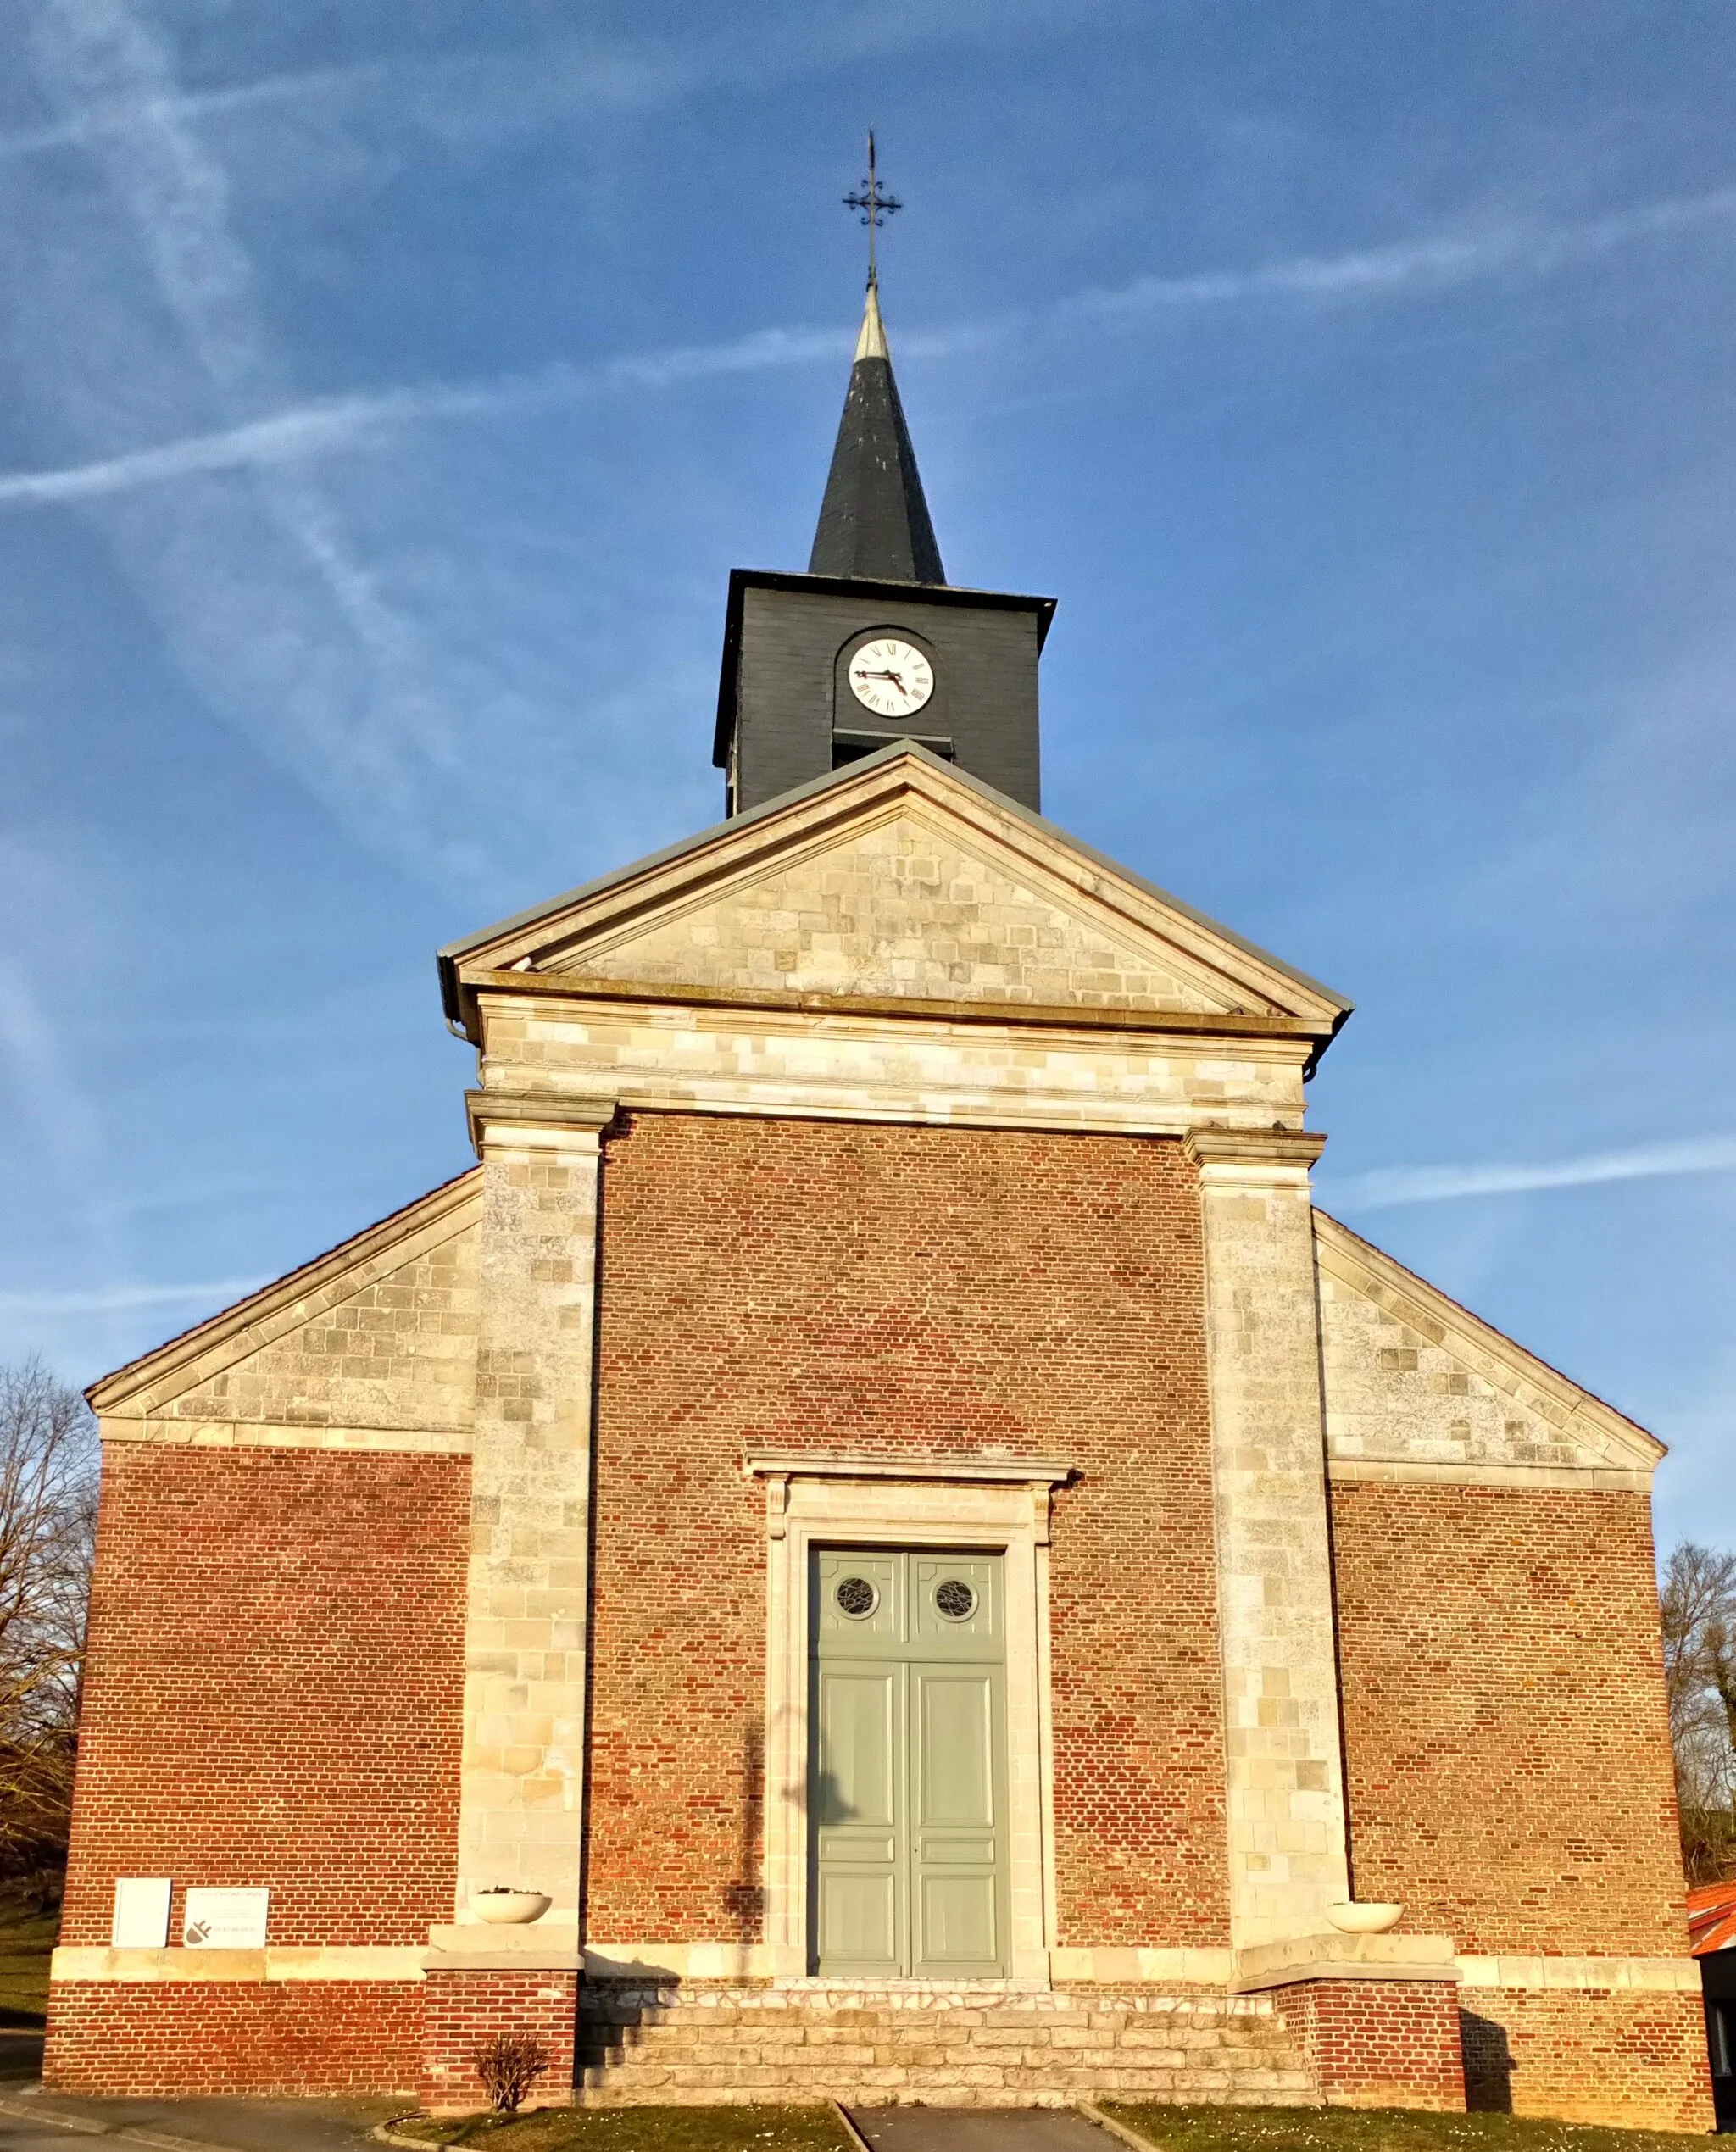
<box><xmin>46</xmin><ymin>273</ymin><xmax>1711</xmax><ymax>2129</ymax></box>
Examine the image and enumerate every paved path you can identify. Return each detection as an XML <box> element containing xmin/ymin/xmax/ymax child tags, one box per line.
<box><xmin>849</xmin><ymin>2110</ymin><xmax>1116</xmax><ymax>2152</ymax></box>
<box><xmin>0</xmin><ymin>2044</ymin><xmax>393</xmax><ymax>2152</ymax></box>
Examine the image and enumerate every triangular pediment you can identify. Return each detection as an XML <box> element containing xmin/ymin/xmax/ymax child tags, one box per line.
<box><xmin>1315</xmin><ymin>1209</ymin><xmax>1662</xmax><ymax>1480</ymax></box>
<box><xmin>442</xmin><ymin>746</ymin><xmax>1349</xmax><ymax>1035</ymax></box>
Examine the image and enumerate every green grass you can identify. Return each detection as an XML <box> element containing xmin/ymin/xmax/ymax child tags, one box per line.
<box><xmin>387</xmin><ymin>2106</ymin><xmax>854</xmax><ymax>2152</ymax></box>
<box><xmin>1099</xmin><ymin>2105</ymin><xmax>1715</xmax><ymax>2152</ymax></box>
<box><xmin>0</xmin><ymin>1878</ymin><xmax>58</xmax><ymax>2027</ymax></box>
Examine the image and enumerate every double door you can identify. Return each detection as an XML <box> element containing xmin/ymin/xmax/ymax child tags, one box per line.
<box><xmin>809</xmin><ymin>1548</ymin><xmax>1008</xmax><ymax>1977</ymax></box>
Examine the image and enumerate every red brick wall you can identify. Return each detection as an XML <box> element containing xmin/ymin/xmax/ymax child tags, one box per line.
<box><xmin>44</xmin><ymin>1981</ymin><xmax>421</xmax><ymax>2096</ymax></box>
<box><xmin>423</xmin><ymin>1970</ymin><xmax>579</xmax><ymax>2112</ymax></box>
<box><xmin>61</xmin><ymin>1445</ymin><xmax>470</xmax><ymax>1949</ymax></box>
<box><xmin>587</xmin><ymin>1111</ymin><xmax>1227</xmax><ymax>1949</ymax></box>
<box><xmin>1461</xmin><ymin>1988</ymin><xmax>1714</xmax><ymax>2130</ymax></box>
<box><xmin>1330</xmin><ymin>1483</ymin><xmax>1689</xmax><ymax>1955</ymax></box>
<box><xmin>1279</xmin><ymin>1977</ymin><xmax>1465</xmax><ymax>2110</ymax></box>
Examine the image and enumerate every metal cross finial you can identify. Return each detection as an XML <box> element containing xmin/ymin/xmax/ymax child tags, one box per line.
<box><xmin>843</xmin><ymin>129</ymin><xmax>901</xmax><ymax>288</ymax></box>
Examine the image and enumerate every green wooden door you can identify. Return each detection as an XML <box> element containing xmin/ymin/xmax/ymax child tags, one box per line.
<box><xmin>810</xmin><ymin>1549</ymin><xmax>1007</xmax><ymax>1977</ymax></box>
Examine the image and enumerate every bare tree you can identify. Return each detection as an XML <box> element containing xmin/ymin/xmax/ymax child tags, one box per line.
<box><xmin>0</xmin><ymin>1361</ymin><xmax>97</xmax><ymax>1875</ymax></box>
<box><xmin>1661</xmin><ymin>1540</ymin><xmax>1736</xmax><ymax>1882</ymax></box>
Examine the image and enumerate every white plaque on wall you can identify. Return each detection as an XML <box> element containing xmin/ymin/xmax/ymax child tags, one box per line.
<box><xmin>182</xmin><ymin>1887</ymin><xmax>269</xmax><ymax>1949</ymax></box>
<box><xmin>110</xmin><ymin>1877</ymin><xmax>172</xmax><ymax>1949</ymax></box>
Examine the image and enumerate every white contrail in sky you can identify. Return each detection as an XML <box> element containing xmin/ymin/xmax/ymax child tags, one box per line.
<box><xmin>3</xmin><ymin>183</ymin><xmax>1733</xmax><ymax>513</ymax></box>
<box><xmin>0</xmin><ymin>1280</ymin><xmax>265</xmax><ymax>1315</ymax></box>
<box><xmin>1326</xmin><ymin>1135</ymin><xmax>1736</xmax><ymax>1211</ymax></box>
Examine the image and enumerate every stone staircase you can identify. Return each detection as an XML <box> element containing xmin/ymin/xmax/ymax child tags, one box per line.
<box><xmin>577</xmin><ymin>1980</ymin><xmax>1316</xmax><ymax>2107</ymax></box>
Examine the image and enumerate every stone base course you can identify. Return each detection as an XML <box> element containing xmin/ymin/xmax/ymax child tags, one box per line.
<box><xmin>44</xmin><ymin>1980</ymin><xmax>422</xmax><ymax>2097</ymax></box>
<box><xmin>1461</xmin><ymin>1986</ymin><xmax>1714</xmax><ymax>2132</ymax></box>
<box><xmin>576</xmin><ymin>1982</ymin><xmax>1312</xmax><ymax>2107</ymax></box>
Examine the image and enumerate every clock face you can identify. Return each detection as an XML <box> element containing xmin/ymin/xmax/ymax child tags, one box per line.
<box><xmin>847</xmin><ymin>637</ymin><xmax>934</xmax><ymax>720</ymax></box>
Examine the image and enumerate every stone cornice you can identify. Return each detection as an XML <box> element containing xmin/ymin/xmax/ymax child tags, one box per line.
<box><xmin>465</xmin><ymin>1088</ymin><xmax>618</xmax><ymax>1156</ymax></box>
<box><xmin>1230</xmin><ymin>1931</ymin><xmax>1460</xmax><ymax>1994</ymax></box>
<box><xmin>1184</xmin><ymin>1128</ymin><xmax>1328</xmax><ymax>1170</ymax></box>
<box><xmin>745</xmin><ymin>1450</ymin><xmax>1073</xmax><ymax>1486</ymax></box>
<box><xmin>465</xmin><ymin>970</ymin><xmax>1336</xmax><ymax>1050</ymax></box>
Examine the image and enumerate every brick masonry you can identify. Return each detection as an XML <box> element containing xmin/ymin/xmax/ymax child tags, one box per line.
<box><xmin>587</xmin><ymin>1110</ymin><xmax>1229</xmax><ymax>1952</ymax></box>
<box><xmin>1330</xmin><ymin>1482</ymin><xmax>1688</xmax><ymax>1955</ymax></box>
<box><xmin>1277</xmin><ymin>1979</ymin><xmax>1465</xmax><ymax>2111</ymax></box>
<box><xmin>1460</xmin><ymin>1987</ymin><xmax>1713</xmax><ymax>2130</ymax></box>
<box><xmin>57</xmin><ymin>1446</ymin><xmax>469</xmax><ymax>1952</ymax></box>
<box><xmin>44</xmin><ymin>1981</ymin><xmax>422</xmax><ymax>2096</ymax></box>
<box><xmin>423</xmin><ymin>1969</ymin><xmax>581</xmax><ymax>2113</ymax></box>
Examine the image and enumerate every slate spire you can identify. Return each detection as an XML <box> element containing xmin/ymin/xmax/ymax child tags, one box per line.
<box><xmin>808</xmin><ymin>281</ymin><xmax>946</xmax><ymax>586</ymax></box>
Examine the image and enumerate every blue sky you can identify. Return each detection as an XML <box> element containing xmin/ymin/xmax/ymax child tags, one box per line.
<box><xmin>3</xmin><ymin>0</ymin><xmax>1732</xmax><ymax>1551</ymax></box>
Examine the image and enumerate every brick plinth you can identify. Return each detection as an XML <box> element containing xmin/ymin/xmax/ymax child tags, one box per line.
<box><xmin>576</xmin><ymin>1981</ymin><xmax>1311</xmax><ymax>2106</ymax></box>
<box><xmin>43</xmin><ymin>1981</ymin><xmax>421</xmax><ymax>2096</ymax></box>
<box><xmin>422</xmin><ymin>1969</ymin><xmax>580</xmax><ymax>2113</ymax></box>
<box><xmin>1278</xmin><ymin>1979</ymin><xmax>1465</xmax><ymax>2110</ymax></box>
<box><xmin>1461</xmin><ymin>1987</ymin><xmax>1713</xmax><ymax>2131</ymax></box>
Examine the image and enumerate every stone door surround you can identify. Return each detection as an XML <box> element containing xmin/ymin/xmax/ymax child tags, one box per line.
<box><xmin>748</xmin><ymin>1453</ymin><xmax>1070</xmax><ymax>1984</ymax></box>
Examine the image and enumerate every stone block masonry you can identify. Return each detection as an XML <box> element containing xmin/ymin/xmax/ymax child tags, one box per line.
<box><xmin>577</xmin><ymin>1982</ymin><xmax>1311</xmax><ymax>2107</ymax></box>
<box><xmin>457</xmin><ymin>1096</ymin><xmax>612</xmax><ymax>1916</ymax></box>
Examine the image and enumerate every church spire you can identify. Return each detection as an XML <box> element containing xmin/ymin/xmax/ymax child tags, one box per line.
<box><xmin>809</xmin><ymin>137</ymin><xmax>945</xmax><ymax>586</ymax></box>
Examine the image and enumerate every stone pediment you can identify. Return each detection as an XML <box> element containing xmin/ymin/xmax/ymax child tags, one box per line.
<box><xmin>1315</xmin><ymin>1210</ymin><xmax>1662</xmax><ymax>1486</ymax></box>
<box><xmin>440</xmin><ymin>745</ymin><xmax>1349</xmax><ymax>1038</ymax></box>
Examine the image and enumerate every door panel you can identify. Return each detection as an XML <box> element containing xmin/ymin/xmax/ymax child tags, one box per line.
<box><xmin>910</xmin><ymin>1666</ymin><xmax>1003</xmax><ymax>1975</ymax></box>
<box><xmin>810</xmin><ymin>1549</ymin><xmax>1008</xmax><ymax>1977</ymax></box>
<box><xmin>812</xmin><ymin>1665</ymin><xmax>901</xmax><ymax>1971</ymax></box>
<box><xmin>918</xmin><ymin>1872</ymin><xmax>999</xmax><ymax>1966</ymax></box>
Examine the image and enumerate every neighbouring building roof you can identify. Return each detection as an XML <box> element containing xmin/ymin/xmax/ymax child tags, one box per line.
<box><xmin>1689</xmin><ymin>1880</ymin><xmax>1736</xmax><ymax>1955</ymax></box>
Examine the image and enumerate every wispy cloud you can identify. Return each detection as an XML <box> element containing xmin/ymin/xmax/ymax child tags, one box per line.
<box><xmin>0</xmin><ymin>328</ymin><xmax>854</xmax><ymax>509</ymax></box>
<box><xmin>3</xmin><ymin>181</ymin><xmax>1733</xmax><ymax>515</ymax></box>
<box><xmin>13</xmin><ymin>0</ymin><xmax>559</xmax><ymax>882</ymax></box>
<box><xmin>1325</xmin><ymin>1134</ymin><xmax>1736</xmax><ymax>1211</ymax></box>
<box><xmin>0</xmin><ymin>2</ymin><xmax>1132</xmax><ymax>166</ymax></box>
<box><xmin>0</xmin><ymin>1280</ymin><xmax>264</xmax><ymax>1316</ymax></box>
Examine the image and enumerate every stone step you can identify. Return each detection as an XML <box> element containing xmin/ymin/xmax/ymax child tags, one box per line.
<box><xmin>576</xmin><ymin>1983</ymin><xmax>1316</xmax><ymax>2108</ymax></box>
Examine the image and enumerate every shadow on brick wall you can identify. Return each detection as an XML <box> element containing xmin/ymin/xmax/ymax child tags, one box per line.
<box><xmin>1461</xmin><ymin>2011</ymin><xmax>1515</xmax><ymax>2112</ymax></box>
<box><xmin>722</xmin><ymin>1722</ymin><xmax>765</xmax><ymax>1938</ymax></box>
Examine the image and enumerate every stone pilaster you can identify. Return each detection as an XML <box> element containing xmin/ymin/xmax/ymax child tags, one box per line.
<box><xmin>1185</xmin><ymin>1127</ymin><xmax>1349</xmax><ymax>1949</ymax></box>
<box><xmin>454</xmin><ymin>1090</ymin><xmax>615</xmax><ymax>1921</ymax></box>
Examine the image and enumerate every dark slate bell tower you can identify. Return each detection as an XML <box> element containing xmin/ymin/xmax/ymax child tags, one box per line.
<box><xmin>713</xmin><ymin>281</ymin><xmax>1054</xmax><ymax>816</ymax></box>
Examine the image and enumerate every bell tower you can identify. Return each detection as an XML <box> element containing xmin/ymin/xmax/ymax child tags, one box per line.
<box><xmin>713</xmin><ymin>234</ymin><xmax>1054</xmax><ymax>817</ymax></box>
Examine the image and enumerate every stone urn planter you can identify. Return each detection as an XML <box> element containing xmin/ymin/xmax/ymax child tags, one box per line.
<box><xmin>470</xmin><ymin>1888</ymin><xmax>552</xmax><ymax>1926</ymax></box>
<box><xmin>1326</xmin><ymin>1900</ymin><xmax>1404</xmax><ymax>1934</ymax></box>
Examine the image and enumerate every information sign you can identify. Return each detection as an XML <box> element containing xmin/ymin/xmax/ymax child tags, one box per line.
<box><xmin>110</xmin><ymin>1877</ymin><xmax>171</xmax><ymax>1949</ymax></box>
<box><xmin>182</xmin><ymin>1887</ymin><xmax>270</xmax><ymax>1949</ymax></box>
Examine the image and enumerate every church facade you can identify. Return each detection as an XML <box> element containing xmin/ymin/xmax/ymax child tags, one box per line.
<box><xmin>47</xmin><ymin>287</ymin><xmax>1710</xmax><ymax>2128</ymax></box>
